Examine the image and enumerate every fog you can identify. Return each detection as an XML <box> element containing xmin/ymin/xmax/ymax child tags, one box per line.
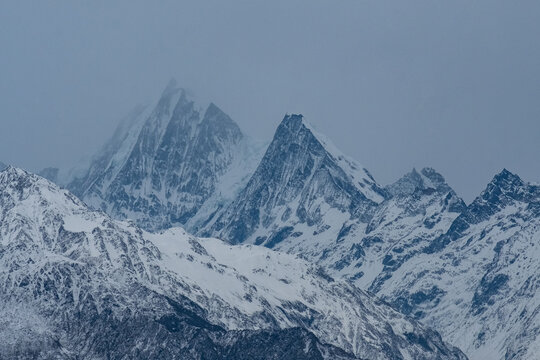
<box><xmin>1</xmin><ymin>0</ymin><xmax>539</xmax><ymax>201</ymax></box>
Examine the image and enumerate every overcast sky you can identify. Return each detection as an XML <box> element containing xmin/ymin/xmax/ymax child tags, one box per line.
<box><xmin>1</xmin><ymin>0</ymin><xmax>539</xmax><ymax>201</ymax></box>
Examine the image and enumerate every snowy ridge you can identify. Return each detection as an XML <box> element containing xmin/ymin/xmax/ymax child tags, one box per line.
<box><xmin>0</xmin><ymin>167</ymin><xmax>466</xmax><ymax>359</ymax></box>
<box><xmin>335</xmin><ymin>169</ymin><xmax>539</xmax><ymax>359</ymax></box>
<box><xmin>381</xmin><ymin>169</ymin><xmax>540</xmax><ymax>359</ymax></box>
<box><xmin>306</xmin><ymin>168</ymin><xmax>465</xmax><ymax>290</ymax></box>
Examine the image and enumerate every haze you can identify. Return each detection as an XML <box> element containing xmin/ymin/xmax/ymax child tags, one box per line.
<box><xmin>1</xmin><ymin>0</ymin><xmax>539</xmax><ymax>201</ymax></box>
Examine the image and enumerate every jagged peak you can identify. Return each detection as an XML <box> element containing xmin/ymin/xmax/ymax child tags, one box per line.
<box><xmin>203</xmin><ymin>102</ymin><xmax>237</xmax><ymax>125</ymax></box>
<box><xmin>0</xmin><ymin>166</ymin><xmax>75</xmax><ymax>193</ymax></box>
<box><xmin>386</xmin><ymin>167</ymin><xmax>453</xmax><ymax>197</ymax></box>
<box><xmin>420</xmin><ymin>166</ymin><xmax>445</xmax><ymax>181</ymax></box>
<box><xmin>0</xmin><ymin>165</ymin><xmax>31</xmax><ymax>179</ymax></box>
<box><xmin>268</xmin><ymin>113</ymin><xmax>385</xmax><ymax>203</ymax></box>
<box><xmin>275</xmin><ymin>114</ymin><xmax>352</xmax><ymax>161</ymax></box>
<box><xmin>458</xmin><ymin>168</ymin><xmax>540</xmax><ymax>218</ymax></box>
<box><xmin>490</xmin><ymin>168</ymin><xmax>524</xmax><ymax>188</ymax></box>
<box><xmin>0</xmin><ymin>166</ymin><xmax>65</xmax><ymax>192</ymax></box>
<box><xmin>474</xmin><ymin>168</ymin><xmax>534</xmax><ymax>204</ymax></box>
<box><xmin>1</xmin><ymin>167</ymin><xmax>88</xmax><ymax>219</ymax></box>
<box><xmin>280</xmin><ymin>113</ymin><xmax>305</xmax><ymax>130</ymax></box>
<box><xmin>205</xmin><ymin>102</ymin><xmax>222</xmax><ymax>115</ymax></box>
<box><xmin>157</xmin><ymin>79</ymin><xmax>204</xmax><ymax>114</ymax></box>
<box><xmin>199</xmin><ymin>102</ymin><xmax>244</xmax><ymax>141</ymax></box>
<box><xmin>1</xmin><ymin>166</ymin><xmax>53</xmax><ymax>197</ymax></box>
<box><xmin>484</xmin><ymin>169</ymin><xmax>528</xmax><ymax>198</ymax></box>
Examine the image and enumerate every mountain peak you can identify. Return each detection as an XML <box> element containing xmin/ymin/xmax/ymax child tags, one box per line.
<box><xmin>490</xmin><ymin>168</ymin><xmax>523</xmax><ymax>188</ymax></box>
<box><xmin>443</xmin><ymin>168</ymin><xmax>538</xmax><ymax>244</ymax></box>
<box><xmin>386</xmin><ymin>167</ymin><xmax>452</xmax><ymax>197</ymax></box>
<box><xmin>205</xmin><ymin>101</ymin><xmax>220</xmax><ymax>113</ymax></box>
<box><xmin>280</xmin><ymin>113</ymin><xmax>305</xmax><ymax>129</ymax></box>
<box><xmin>207</xmin><ymin>113</ymin><xmax>385</xmax><ymax>245</ymax></box>
<box><xmin>0</xmin><ymin>165</ymin><xmax>31</xmax><ymax>181</ymax></box>
<box><xmin>0</xmin><ymin>166</ymin><xmax>72</xmax><ymax>195</ymax></box>
<box><xmin>0</xmin><ymin>166</ymin><xmax>86</xmax><ymax>220</ymax></box>
<box><xmin>475</xmin><ymin>168</ymin><xmax>538</xmax><ymax>206</ymax></box>
<box><xmin>66</xmin><ymin>81</ymin><xmax>258</xmax><ymax>231</ymax></box>
<box><xmin>203</xmin><ymin>102</ymin><xmax>240</xmax><ymax>126</ymax></box>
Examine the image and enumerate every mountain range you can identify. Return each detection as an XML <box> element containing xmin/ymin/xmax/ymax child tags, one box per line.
<box><xmin>0</xmin><ymin>166</ymin><xmax>466</xmax><ymax>359</ymax></box>
<box><xmin>6</xmin><ymin>81</ymin><xmax>538</xmax><ymax>359</ymax></box>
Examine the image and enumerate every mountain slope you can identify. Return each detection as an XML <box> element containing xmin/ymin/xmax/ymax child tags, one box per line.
<box><xmin>199</xmin><ymin>112</ymin><xmax>539</xmax><ymax>359</ymax></box>
<box><xmin>53</xmin><ymin>99</ymin><xmax>538</xmax><ymax>359</ymax></box>
<box><xmin>68</xmin><ymin>80</ymin><xmax>265</xmax><ymax>232</ymax></box>
<box><xmin>0</xmin><ymin>167</ymin><xmax>466</xmax><ymax>360</ymax></box>
<box><xmin>320</xmin><ymin>167</ymin><xmax>466</xmax><ymax>290</ymax></box>
<box><xmin>205</xmin><ymin>114</ymin><xmax>386</xmax><ymax>250</ymax></box>
<box><xmin>364</xmin><ymin>169</ymin><xmax>540</xmax><ymax>359</ymax></box>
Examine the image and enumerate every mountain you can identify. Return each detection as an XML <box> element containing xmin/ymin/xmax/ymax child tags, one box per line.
<box><xmin>321</xmin><ymin>167</ymin><xmax>467</xmax><ymax>290</ymax></box>
<box><xmin>0</xmin><ymin>166</ymin><xmax>467</xmax><ymax>359</ymax></box>
<box><xmin>200</xmin><ymin>113</ymin><xmax>539</xmax><ymax>359</ymax></box>
<box><xmin>0</xmin><ymin>161</ymin><xmax>6</xmax><ymax>171</ymax></box>
<box><xmin>370</xmin><ymin>169</ymin><xmax>540</xmax><ymax>359</ymax></box>
<box><xmin>53</xmin><ymin>97</ymin><xmax>538</xmax><ymax>359</ymax></box>
<box><xmin>204</xmin><ymin>114</ymin><xmax>386</xmax><ymax>251</ymax></box>
<box><xmin>68</xmin><ymin>80</ymin><xmax>266</xmax><ymax>232</ymax></box>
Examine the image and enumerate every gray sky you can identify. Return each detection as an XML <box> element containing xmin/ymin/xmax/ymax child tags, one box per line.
<box><xmin>1</xmin><ymin>0</ymin><xmax>539</xmax><ymax>201</ymax></box>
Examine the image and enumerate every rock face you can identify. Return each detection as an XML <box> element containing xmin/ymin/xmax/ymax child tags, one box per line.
<box><xmin>0</xmin><ymin>167</ymin><xmax>467</xmax><ymax>360</ymax></box>
<box><xmin>68</xmin><ymin>80</ymin><xmax>265</xmax><ymax>232</ymax></box>
<box><xmin>204</xmin><ymin>114</ymin><xmax>386</xmax><ymax>248</ymax></box>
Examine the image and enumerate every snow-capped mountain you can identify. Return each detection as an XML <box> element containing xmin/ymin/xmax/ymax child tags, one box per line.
<box><xmin>0</xmin><ymin>166</ymin><xmax>467</xmax><ymax>359</ymax></box>
<box><xmin>290</xmin><ymin>164</ymin><xmax>539</xmax><ymax>359</ymax></box>
<box><xmin>322</xmin><ymin>167</ymin><xmax>467</xmax><ymax>290</ymax></box>
<box><xmin>204</xmin><ymin>114</ymin><xmax>386</xmax><ymax>249</ymax></box>
<box><xmin>371</xmin><ymin>169</ymin><xmax>540</xmax><ymax>359</ymax></box>
<box><xmin>0</xmin><ymin>161</ymin><xmax>6</xmax><ymax>171</ymax></box>
<box><xmin>68</xmin><ymin>80</ymin><xmax>266</xmax><ymax>232</ymax></box>
<box><xmin>199</xmin><ymin>113</ymin><xmax>539</xmax><ymax>359</ymax></box>
<box><xmin>49</xmin><ymin>97</ymin><xmax>538</xmax><ymax>359</ymax></box>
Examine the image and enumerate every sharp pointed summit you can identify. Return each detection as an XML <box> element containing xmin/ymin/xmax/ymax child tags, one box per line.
<box><xmin>67</xmin><ymin>82</ymin><xmax>265</xmax><ymax>231</ymax></box>
<box><xmin>482</xmin><ymin>168</ymin><xmax>532</xmax><ymax>203</ymax></box>
<box><xmin>386</xmin><ymin>167</ymin><xmax>453</xmax><ymax>197</ymax></box>
<box><xmin>204</xmin><ymin>113</ymin><xmax>386</xmax><ymax>250</ymax></box>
